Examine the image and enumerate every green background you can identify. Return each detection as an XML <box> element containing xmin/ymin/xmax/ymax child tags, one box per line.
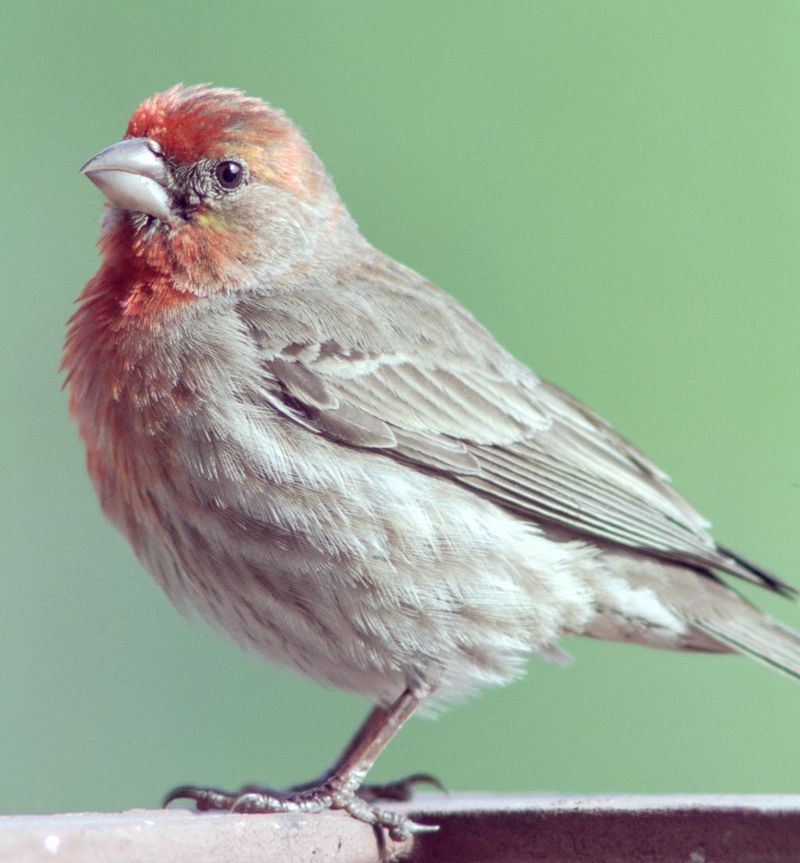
<box><xmin>3</xmin><ymin>1</ymin><xmax>799</xmax><ymax>815</ymax></box>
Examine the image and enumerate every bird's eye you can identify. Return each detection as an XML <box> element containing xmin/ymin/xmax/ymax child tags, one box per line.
<box><xmin>215</xmin><ymin>160</ymin><xmax>244</xmax><ymax>190</ymax></box>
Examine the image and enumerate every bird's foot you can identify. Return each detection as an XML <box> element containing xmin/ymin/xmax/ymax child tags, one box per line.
<box><xmin>233</xmin><ymin>782</ymin><xmax>438</xmax><ymax>840</ymax></box>
<box><xmin>164</xmin><ymin>775</ymin><xmax>441</xmax><ymax>841</ymax></box>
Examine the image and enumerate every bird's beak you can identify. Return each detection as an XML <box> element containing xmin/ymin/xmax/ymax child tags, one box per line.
<box><xmin>81</xmin><ymin>137</ymin><xmax>172</xmax><ymax>221</ymax></box>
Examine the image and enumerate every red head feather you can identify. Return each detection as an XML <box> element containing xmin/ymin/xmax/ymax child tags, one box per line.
<box><xmin>126</xmin><ymin>85</ymin><xmax>322</xmax><ymax>200</ymax></box>
<box><xmin>126</xmin><ymin>84</ymin><xmax>290</xmax><ymax>168</ymax></box>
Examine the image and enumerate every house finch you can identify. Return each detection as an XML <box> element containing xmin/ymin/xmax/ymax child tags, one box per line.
<box><xmin>65</xmin><ymin>85</ymin><xmax>799</xmax><ymax>839</ymax></box>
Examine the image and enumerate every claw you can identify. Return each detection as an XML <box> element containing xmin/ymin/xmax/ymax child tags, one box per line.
<box><xmin>390</xmin><ymin>818</ymin><xmax>440</xmax><ymax>842</ymax></box>
<box><xmin>359</xmin><ymin>772</ymin><xmax>448</xmax><ymax>802</ymax></box>
<box><xmin>162</xmin><ymin>785</ymin><xmax>193</xmax><ymax>807</ymax></box>
<box><xmin>163</xmin><ymin>784</ymin><xmax>239</xmax><ymax>811</ymax></box>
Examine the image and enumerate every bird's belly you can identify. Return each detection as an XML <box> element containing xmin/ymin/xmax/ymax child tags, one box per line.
<box><xmin>100</xmin><ymin>407</ymin><xmax>597</xmax><ymax>704</ymax></box>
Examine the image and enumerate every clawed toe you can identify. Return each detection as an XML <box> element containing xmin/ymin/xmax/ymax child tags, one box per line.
<box><xmin>358</xmin><ymin>772</ymin><xmax>447</xmax><ymax>802</ymax></box>
<box><xmin>163</xmin><ymin>781</ymin><xmax>287</xmax><ymax>811</ymax></box>
<box><xmin>342</xmin><ymin>794</ymin><xmax>438</xmax><ymax>840</ymax></box>
<box><xmin>163</xmin><ymin>784</ymin><xmax>242</xmax><ymax>811</ymax></box>
<box><xmin>232</xmin><ymin>788</ymin><xmax>334</xmax><ymax>815</ymax></box>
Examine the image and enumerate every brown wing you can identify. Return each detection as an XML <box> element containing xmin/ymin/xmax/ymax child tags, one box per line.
<box><xmin>258</xmin><ymin>345</ymin><xmax>789</xmax><ymax>592</ymax></box>
<box><xmin>235</xmin><ymin>267</ymin><xmax>792</xmax><ymax>595</ymax></box>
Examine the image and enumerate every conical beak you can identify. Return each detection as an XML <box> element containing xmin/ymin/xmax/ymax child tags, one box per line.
<box><xmin>81</xmin><ymin>137</ymin><xmax>172</xmax><ymax>221</ymax></box>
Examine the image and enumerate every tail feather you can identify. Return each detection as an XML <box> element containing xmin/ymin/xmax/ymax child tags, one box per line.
<box><xmin>594</xmin><ymin>550</ymin><xmax>800</xmax><ymax>681</ymax></box>
<box><xmin>717</xmin><ymin>544</ymin><xmax>799</xmax><ymax>599</ymax></box>
<box><xmin>694</xmin><ymin>616</ymin><xmax>800</xmax><ymax>681</ymax></box>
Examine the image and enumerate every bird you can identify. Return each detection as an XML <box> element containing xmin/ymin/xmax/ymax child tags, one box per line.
<box><xmin>65</xmin><ymin>84</ymin><xmax>799</xmax><ymax>839</ymax></box>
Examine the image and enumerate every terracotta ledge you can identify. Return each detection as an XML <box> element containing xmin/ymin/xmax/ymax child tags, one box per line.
<box><xmin>3</xmin><ymin>794</ymin><xmax>800</xmax><ymax>863</ymax></box>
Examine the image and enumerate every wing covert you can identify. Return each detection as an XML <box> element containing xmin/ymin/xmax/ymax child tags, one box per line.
<box><xmin>234</xmin><ymin>271</ymin><xmax>788</xmax><ymax>593</ymax></box>
<box><xmin>264</xmin><ymin>339</ymin><xmax>725</xmax><ymax>565</ymax></box>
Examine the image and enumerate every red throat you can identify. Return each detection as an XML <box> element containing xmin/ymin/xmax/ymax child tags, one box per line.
<box><xmin>95</xmin><ymin>216</ymin><xmax>196</xmax><ymax>316</ymax></box>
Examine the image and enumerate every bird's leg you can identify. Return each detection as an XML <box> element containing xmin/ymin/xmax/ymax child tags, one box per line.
<box><xmin>232</xmin><ymin>686</ymin><xmax>439</xmax><ymax>839</ymax></box>
<box><xmin>290</xmin><ymin>689</ymin><xmax>445</xmax><ymax>802</ymax></box>
<box><xmin>164</xmin><ymin>686</ymin><xmax>439</xmax><ymax>839</ymax></box>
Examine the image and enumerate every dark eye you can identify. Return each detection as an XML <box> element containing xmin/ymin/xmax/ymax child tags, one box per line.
<box><xmin>215</xmin><ymin>160</ymin><xmax>244</xmax><ymax>190</ymax></box>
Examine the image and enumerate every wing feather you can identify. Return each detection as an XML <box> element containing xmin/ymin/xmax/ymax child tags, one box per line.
<box><xmin>234</xmin><ymin>278</ymin><xmax>792</xmax><ymax>594</ymax></box>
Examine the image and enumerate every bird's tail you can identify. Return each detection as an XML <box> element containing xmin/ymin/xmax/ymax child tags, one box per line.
<box><xmin>587</xmin><ymin>551</ymin><xmax>800</xmax><ymax>681</ymax></box>
<box><xmin>693</xmin><ymin>614</ymin><xmax>800</xmax><ymax>681</ymax></box>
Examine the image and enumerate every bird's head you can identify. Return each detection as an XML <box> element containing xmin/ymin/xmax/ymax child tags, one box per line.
<box><xmin>81</xmin><ymin>85</ymin><xmax>346</xmax><ymax>294</ymax></box>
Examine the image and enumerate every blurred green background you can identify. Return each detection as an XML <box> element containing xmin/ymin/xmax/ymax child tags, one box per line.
<box><xmin>2</xmin><ymin>0</ymin><xmax>799</xmax><ymax>816</ymax></box>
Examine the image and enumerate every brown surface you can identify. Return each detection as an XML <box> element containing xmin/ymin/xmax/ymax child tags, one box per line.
<box><xmin>3</xmin><ymin>794</ymin><xmax>800</xmax><ymax>863</ymax></box>
<box><xmin>404</xmin><ymin>794</ymin><xmax>800</xmax><ymax>862</ymax></box>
